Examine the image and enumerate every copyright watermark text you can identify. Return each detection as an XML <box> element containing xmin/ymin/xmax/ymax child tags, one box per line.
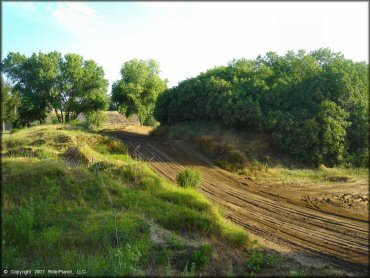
<box><xmin>3</xmin><ymin>269</ymin><xmax>87</xmax><ymax>276</ymax></box>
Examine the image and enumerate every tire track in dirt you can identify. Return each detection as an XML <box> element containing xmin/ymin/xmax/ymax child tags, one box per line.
<box><xmin>106</xmin><ymin>130</ymin><xmax>369</xmax><ymax>275</ymax></box>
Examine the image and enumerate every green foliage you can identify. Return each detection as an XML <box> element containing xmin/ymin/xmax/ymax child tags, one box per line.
<box><xmin>154</xmin><ymin>48</ymin><xmax>368</xmax><ymax>167</ymax></box>
<box><xmin>316</xmin><ymin>101</ymin><xmax>350</xmax><ymax>166</ymax></box>
<box><xmin>245</xmin><ymin>251</ymin><xmax>276</xmax><ymax>274</ymax></box>
<box><xmin>2</xmin><ymin>51</ymin><xmax>108</xmax><ymax>126</ymax></box>
<box><xmin>1</xmin><ymin>77</ymin><xmax>20</xmax><ymax>127</ymax></box>
<box><xmin>143</xmin><ymin>116</ymin><xmax>159</xmax><ymax>127</ymax></box>
<box><xmin>189</xmin><ymin>244</ymin><xmax>213</xmax><ymax>270</ymax></box>
<box><xmin>182</xmin><ymin>261</ymin><xmax>197</xmax><ymax>276</ymax></box>
<box><xmin>176</xmin><ymin>168</ymin><xmax>203</xmax><ymax>188</ymax></box>
<box><xmin>112</xmin><ymin>59</ymin><xmax>167</xmax><ymax>125</ymax></box>
<box><xmin>84</xmin><ymin>111</ymin><xmax>108</xmax><ymax>129</ymax></box>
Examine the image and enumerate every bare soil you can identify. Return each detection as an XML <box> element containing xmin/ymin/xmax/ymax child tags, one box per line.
<box><xmin>105</xmin><ymin>127</ymin><xmax>369</xmax><ymax>276</ymax></box>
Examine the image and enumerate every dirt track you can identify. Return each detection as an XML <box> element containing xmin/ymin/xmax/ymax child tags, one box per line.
<box><xmin>106</xmin><ymin>128</ymin><xmax>369</xmax><ymax>276</ymax></box>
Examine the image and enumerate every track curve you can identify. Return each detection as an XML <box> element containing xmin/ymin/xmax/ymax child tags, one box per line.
<box><xmin>106</xmin><ymin>130</ymin><xmax>369</xmax><ymax>276</ymax></box>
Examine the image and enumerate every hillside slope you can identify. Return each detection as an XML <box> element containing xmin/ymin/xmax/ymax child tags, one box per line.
<box><xmin>1</xmin><ymin>125</ymin><xmax>264</xmax><ymax>276</ymax></box>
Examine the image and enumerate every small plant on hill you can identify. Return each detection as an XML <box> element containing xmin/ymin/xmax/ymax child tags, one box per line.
<box><xmin>245</xmin><ymin>250</ymin><xmax>276</xmax><ymax>275</ymax></box>
<box><xmin>176</xmin><ymin>168</ymin><xmax>203</xmax><ymax>188</ymax></box>
<box><xmin>189</xmin><ymin>244</ymin><xmax>213</xmax><ymax>270</ymax></box>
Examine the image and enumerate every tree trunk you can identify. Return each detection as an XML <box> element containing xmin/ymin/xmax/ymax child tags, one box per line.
<box><xmin>54</xmin><ymin>109</ymin><xmax>61</xmax><ymax>123</ymax></box>
<box><xmin>71</xmin><ymin>112</ymin><xmax>78</xmax><ymax>121</ymax></box>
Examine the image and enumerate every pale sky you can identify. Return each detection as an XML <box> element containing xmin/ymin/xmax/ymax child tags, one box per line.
<box><xmin>3</xmin><ymin>1</ymin><xmax>368</xmax><ymax>89</ymax></box>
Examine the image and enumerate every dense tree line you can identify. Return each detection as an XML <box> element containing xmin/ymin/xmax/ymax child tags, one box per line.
<box><xmin>2</xmin><ymin>51</ymin><xmax>108</xmax><ymax>126</ymax></box>
<box><xmin>155</xmin><ymin>49</ymin><xmax>368</xmax><ymax>167</ymax></box>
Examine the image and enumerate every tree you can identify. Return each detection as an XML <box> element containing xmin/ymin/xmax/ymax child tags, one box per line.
<box><xmin>317</xmin><ymin>100</ymin><xmax>350</xmax><ymax>166</ymax></box>
<box><xmin>1</xmin><ymin>76</ymin><xmax>20</xmax><ymax>130</ymax></box>
<box><xmin>112</xmin><ymin>59</ymin><xmax>167</xmax><ymax>125</ymax></box>
<box><xmin>53</xmin><ymin>54</ymin><xmax>108</xmax><ymax>123</ymax></box>
<box><xmin>2</xmin><ymin>51</ymin><xmax>108</xmax><ymax>125</ymax></box>
<box><xmin>3</xmin><ymin>52</ymin><xmax>57</xmax><ymax>125</ymax></box>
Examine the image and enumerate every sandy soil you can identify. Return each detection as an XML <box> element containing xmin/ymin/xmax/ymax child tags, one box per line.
<box><xmin>101</xmin><ymin>112</ymin><xmax>141</xmax><ymax>129</ymax></box>
<box><xmin>105</xmin><ymin>127</ymin><xmax>369</xmax><ymax>276</ymax></box>
<box><xmin>251</xmin><ymin>178</ymin><xmax>369</xmax><ymax>222</ymax></box>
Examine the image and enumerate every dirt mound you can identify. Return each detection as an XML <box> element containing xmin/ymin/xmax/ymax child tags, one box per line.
<box><xmin>54</xmin><ymin>134</ymin><xmax>74</xmax><ymax>144</ymax></box>
<box><xmin>3</xmin><ymin>139</ymin><xmax>23</xmax><ymax>150</ymax></box>
<box><xmin>31</xmin><ymin>139</ymin><xmax>47</xmax><ymax>146</ymax></box>
<box><xmin>326</xmin><ymin>176</ymin><xmax>351</xmax><ymax>182</ymax></box>
<box><xmin>6</xmin><ymin>147</ymin><xmax>43</xmax><ymax>158</ymax></box>
<box><xmin>61</xmin><ymin>147</ymin><xmax>93</xmax><ymax>166</ymax></box>
<box><xmin>305</xmin><ymin>193</ymin><xmax>369</xmax><ymax>212</ymax></box>
<box><xmin>194</xmin><ymin>135</ymin><xmax>247</xmax><ymax>170</ymax></box>
<box><xmin>104</xmin><ymin>111</ymin><xmax>140</xmax><ymax>126</ymax></box>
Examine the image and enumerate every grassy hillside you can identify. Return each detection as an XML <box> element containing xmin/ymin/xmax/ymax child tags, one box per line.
<box><xmin>152</xmin><ymin>122</ymin><xmax>367</xmax><ymax>184</ymax></box>
<box><xmin>1</xmin><ymin>125</ymin><xmax>266</xmax><ymax>276</ymax></box>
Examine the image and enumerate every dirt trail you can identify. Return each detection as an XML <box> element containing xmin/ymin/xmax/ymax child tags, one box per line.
<box><xmin>106</xmin><ymin>128</ymin><xmax>369</xmax><ymax>276</ymax></box>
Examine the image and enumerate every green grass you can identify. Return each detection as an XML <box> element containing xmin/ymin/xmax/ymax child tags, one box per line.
<box><xmin>188</xmin><ymin>244</ymin><xmax>213</xmax><ymax>270</ymax></box>
<box><xmin>2</xmin><ymin>124</ymin><xmax>252</xmax><ymax>276</ymax></box>
<box><xmin>176</xmin><ymin>167</ymin><xmax>203</xmax><ymax>188</ymax></box>
<box><xmin>257</xmin><ymin>165</ymin><xmax>368</xmax><ymax>184</ymax></box>
<box><xmin>244</xmin><ymin>250</ymin><xmax>276</xmax><ymax>275</ymax></box>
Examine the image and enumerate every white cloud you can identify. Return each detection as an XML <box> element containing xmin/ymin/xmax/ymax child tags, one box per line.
<box><xmin>51</xmin><ymin>2</ymin><xmax>113</xmax><ymax>37</ymax></box>
<box><xmin>57</xmin><ymin>2</ymin><xmax>369</xmax><ymax>88</ymax></box>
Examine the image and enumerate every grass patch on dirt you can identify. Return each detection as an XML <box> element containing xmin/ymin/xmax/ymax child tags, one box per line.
<box><xmin>176</xmin><ymin>167</ymin><xmax>203</xmax><ymax>188</ymax></box>
<box><xmin>257</xmin><ymin>165</ymin><xmax>368</xmax><ymax>184</ymax></box>
<box><xmin>2</xmin><ymin>124</ymin><xmax>265</xmax><ymax>276</ymax></box>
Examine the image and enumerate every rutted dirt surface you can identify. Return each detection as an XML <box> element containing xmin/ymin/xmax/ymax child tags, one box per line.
<box><xmin>106</xmin><ymin>128</ymin><xmax>369</xmax><ymax>276</ymax></box>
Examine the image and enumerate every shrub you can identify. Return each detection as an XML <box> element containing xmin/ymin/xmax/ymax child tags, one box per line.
<box><xmin>105</xmin><ymin>138</ymin><xmax>127</xmax><ymax>154</ymax></box>
<box><xmin>176</xmin><ymin>168</ymin><xmax>203</xmax><ymax>188</ymax></box>
<box><xmin>69</xmin><ymin>119</ymin><xmax>86</xmax><ymax>130</ymax></box>
<box><xmin>143</xmin><ymin>116</ymin><xmax>159</xmax><ymax>127</ymax></box>
<box><xmin>85</xmin><ymin>111</ymin><xmax>108</xmax><ymax>129</ymax></box>
<box><xmin>189</xmin><ymin>244</ymin><xmax>213</xmax><ymax>270</ymax></box>
<box><xmin>245</xmin><ymin>251</ymin><xmax>275</xmax><ymax>274</ymax></box>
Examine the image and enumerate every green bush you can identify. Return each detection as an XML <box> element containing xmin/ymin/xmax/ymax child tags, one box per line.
<box><xmin>245</xmin><ymin>251</ymin><xmax>275</xmax><ymax>274</ymax></box>
<box><xmin>143</xmin><ymin>116</ymin><xmax>159</xmax><ymax>127</ymax></box>
<box><xmin>85</xmin><ymin>111</ymin><xmax>107</xmax><ymax>129</ymax></box>
<box><xmin>69</xmin><ymin>119</ymin><xmax>86</xmax><ymax>130</ymax></box>
<box><xmin>176</xmin><ymin>168</ymin><xmax>203</xmax><ymax>188</ymax></box>
<box><xmin>189</xmin><ymin>244</ymin><xmax>213</xmax><ymax>270</ymax></box>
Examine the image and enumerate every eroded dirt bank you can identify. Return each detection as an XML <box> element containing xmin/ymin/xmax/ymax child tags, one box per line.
<box><xmin>105</xmin><ymin>127</ymin><xmax>369</xmax><ymax>276</ymax></box>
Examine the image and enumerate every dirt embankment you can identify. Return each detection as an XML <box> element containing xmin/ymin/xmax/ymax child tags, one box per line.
<box><xmin>105</xmin><ymin>128</ymin><xmax>369</xmax><ymax>276</ymax></box>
